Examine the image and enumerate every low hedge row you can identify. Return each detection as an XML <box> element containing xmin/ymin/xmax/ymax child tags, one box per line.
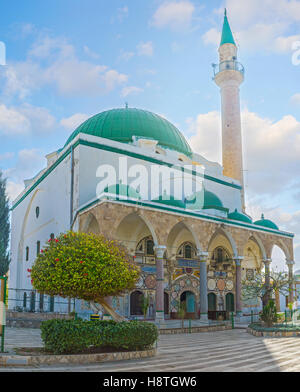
<box><xmin>249</xmin><ymin>322</ymin><xmax>300</xmax><ymax>332</ymax></box>
<box><xmin>40</xmin><ymin>319</ymin><xmax>158</xmax><ymax>354</ymax></box>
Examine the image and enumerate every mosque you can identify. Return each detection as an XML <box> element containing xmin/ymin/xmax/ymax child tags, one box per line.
<box><xmin>9</xmin><ymin>11</ymin><xmax>295</xmax><ymax>322</ymax></box>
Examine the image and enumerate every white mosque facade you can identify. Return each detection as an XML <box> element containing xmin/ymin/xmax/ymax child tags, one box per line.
<box><xmin>8</xmin><ymin>12</ymin><xmax>295</xmax><ymax>321</ymax></box>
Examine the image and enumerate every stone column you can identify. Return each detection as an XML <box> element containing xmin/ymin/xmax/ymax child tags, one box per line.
<box><xmin>286</xmin><ymin>260</ymin><xmax>295</xmax><ymax>304</ymax></box>
<box><xmin>154</xmin><ymin>245</ymin><xmax>166</xmax><ymax>323</ymax></box>
<box><xmin>234</xmin><ymin>257</ymin><xmax>244</xmax><ymax>316</ymax></box>
<box><xmin>263</xmin><ymin>258</ymin><xmax>271</xmax><ymax>307</ymax></box>
<box><xmin>198</xmin><ymin>251</ymin><xmax>209</xmax><ymax>322</ymax></box>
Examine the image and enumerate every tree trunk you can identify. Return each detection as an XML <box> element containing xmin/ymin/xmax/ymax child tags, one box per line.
<box><xmin>91</xmin><ymin>298</ymin><xmax>126</xmax><ymax>322</ymax></box>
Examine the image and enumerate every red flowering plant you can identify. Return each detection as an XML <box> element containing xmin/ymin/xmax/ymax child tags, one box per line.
<box><xmin>31</xmin><ymin>231</ymin><xmax>140</xmax><ymax>320</ymax></box>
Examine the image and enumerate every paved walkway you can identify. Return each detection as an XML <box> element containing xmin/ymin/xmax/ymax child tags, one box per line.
<box><xmin>1</xmin><ymin>327</ymin><xmax>300</xmax><ymax>372</ymax></box>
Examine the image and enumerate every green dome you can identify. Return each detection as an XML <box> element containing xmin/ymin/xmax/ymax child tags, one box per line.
<box><xmin>103</xmin><ymin>183</ymin><xmax>141</xmax><ymax>199</ymax></box>
<box><xmin>228</xmin><ymin>209</ymin><xmax>253</xmax><ymax>224</ymax></box>
<box><xmin>64</xmin><ymin>108</ymin><xmax>192</xmax><ymax>157</ymax></box>
<box><xmin>152</xmin><ymin>191</ymin><xmax>185</xmax><ymax>209</ymax></box>
<box><xmin>185</xmin><ymin>189</ymin><xmax>227</xmax><ymax>212</ymax></box>
<box><xmin>254</xmin><ymin>214</ymin><xmax>279</xmax><ymax>230</ymax></box>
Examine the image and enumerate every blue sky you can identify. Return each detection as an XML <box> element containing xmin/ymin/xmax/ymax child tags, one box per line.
<box><xmin>0</xmin><ymin>0</ymin><xmax>299</xmax><ymax>267</ymax></box>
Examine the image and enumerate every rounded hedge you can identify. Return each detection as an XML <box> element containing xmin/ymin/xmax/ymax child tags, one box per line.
<box><xmin>40</xmin><ymin>319</ymin><xmax>158</xmax><ymax>354</ymax></box>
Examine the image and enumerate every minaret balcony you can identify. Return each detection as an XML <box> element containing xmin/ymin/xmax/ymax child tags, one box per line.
<box><xmin>212</xmin><ymin>60</ymin><xmax>244</xmax><ymax>79</ymax></box>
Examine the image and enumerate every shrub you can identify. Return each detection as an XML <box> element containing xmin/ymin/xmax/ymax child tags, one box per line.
<box><xmin>102</xmin><ymin>321</ymin><xmax>159</xmax><ymax>351</ymax></box>
<box><xmin>259</xmin><ymin>300</ymin><xmax>277</xmax><ymax>327</ymax></box>
<box><xmin>40</xmin><ymin>319</ymin><xmax>158</xmax><ymax>354</ymax></box>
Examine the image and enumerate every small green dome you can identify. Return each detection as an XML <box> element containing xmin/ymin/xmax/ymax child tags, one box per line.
<box><xmin>254</xmin><ymin>214</ymin><xmax>279</xmax><ymax>230</ymax></box>
<box><xmin>152</xmin><ymin>191</ymin><xmax>185</xmax><ymax>209</ymax></box>
<box><xmin>103</xmin><ymin>183</ymin><xmax>141</xmax><ymax>199</ymax></box>
<box><xmin>228</xmin><ymin>209</ymin><xmax>253</xmax><ymax>224</ymax></box>
<box><xmin>64</xmin><ymin>108</ymin><xmax>192</xmax><ymax>157</ymax></box>
<box><xmin>185</xmin><ymin>189</ymin><xmax>227</xmax><ymax>212</ymax></box>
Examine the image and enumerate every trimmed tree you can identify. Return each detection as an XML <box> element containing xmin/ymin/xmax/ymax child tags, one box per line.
<box><xmin>31</xmin><ymin>231</ymin><xmax>140</xmax><ymax>321</ymax></box>
<box><xmin>0</xmin><ymin>170</ymin><xmax>10</xmax><ymax>276</ymax></box>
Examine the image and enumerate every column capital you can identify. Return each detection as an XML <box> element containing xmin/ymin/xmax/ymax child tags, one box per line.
<box><xmin>233</xmin><ymin>256</ymin><xmax>244</xmax><ymax>266</ymax></box>
<box><xmin>154</xmin><ymin>245</ymin><xmax>166</xmax><ymax>259</ymax></box>
<box><xmin>286</xmin><ymin>260</ymin><xmax>295</xmax><ymax>266</ymax></box>
<box><xmin>262</xmin><ymin>258</ymin><xmax>272</xmax><ymax>266</ymax></box>
<box><xmin>197</xmin><ymin>250</ymin><xmax>209</xmax><ymax>261</ymax></box>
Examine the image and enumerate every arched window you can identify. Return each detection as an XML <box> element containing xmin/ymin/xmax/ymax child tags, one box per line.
<box><xmin>146</xmin><ymin>239</ymin><xmax>154</xmax><ymax>256</ymax></box>
<box><xmin>130</xmin><ymin>290</ymin><xmax>144</xmax><ymax>316</ymax></box>
<box><xmin>135</xmin><ymin>236</ymin><xmax>155</xmax><ymax>264</ymax></box>
<box><xmin>177</xmin><ymin>242</ymin><xmax>196</xmax><ymax>259</ymax></box>
<box><xmin>25</xmin><ymin>247</ymin><xmax>29</xmax><ymax>261</ymax></box>
<box><xmin>35</xmin><ymin>206</ymin><xmax>40</xmax><ymax>218</ymax></box>
<box><xmin>212</xmin><ymin>247</ymin><xmax>231</xmax><ymax>264</ymax></box>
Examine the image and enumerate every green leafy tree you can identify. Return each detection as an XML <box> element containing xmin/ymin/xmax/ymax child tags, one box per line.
<box><xmin>0</xmin><ymin>170</ymin><xmax>10</xmax><ymax>276</ymax></box>
<box><xmin>31</xmin><ymin>231</ymin><xmax>140</xmax><ymax>321</ymax></box>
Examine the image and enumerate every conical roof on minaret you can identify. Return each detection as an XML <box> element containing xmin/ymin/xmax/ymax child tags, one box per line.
<box><xmin>220</xmin><ymin>9</ymin><xmax>236</xmax><ymax>46</ymax></box>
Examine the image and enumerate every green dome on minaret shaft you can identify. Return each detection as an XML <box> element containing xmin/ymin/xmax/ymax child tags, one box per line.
<box><xmin>220</xmin><ymin>9</ymin><xmax>236</xmax><ymax>47</ymax></box>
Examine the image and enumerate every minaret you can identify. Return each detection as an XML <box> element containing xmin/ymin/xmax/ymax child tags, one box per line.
<box><xmin>213</xmin><ymin>9</ymin><xmax>245</xmax><ymax>210</ymax></box>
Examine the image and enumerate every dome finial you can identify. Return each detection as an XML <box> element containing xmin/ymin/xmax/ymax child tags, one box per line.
<box><xmin>125</xmin><ymin>102</ymin><xmax>128</xmax><ymax>109</ymax></box>
<box><xmin>261</xmin><ymin>213</ymin><xmax>265</xmax><ymax>219</ymax></box>
<box><xmin>224</xmin><ymin>8</ymin><xmax>227</xmax><ymax>17</ymax></box>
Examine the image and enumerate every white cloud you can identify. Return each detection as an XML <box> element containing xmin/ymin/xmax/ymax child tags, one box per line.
<box><xmin>0</xmin><ymin>152</ymin><xmax>14</xmax><ymax>161</ymax></box>
<box><xmin>6</xmin><ymin>181</ymin><xmax>24</xmax><ymax>202</ymax></box>
<box><xmin>60</xmin><ymin>113</ymin><xmax>90</xmax><ymax>130</ymax></box>
<box><xmin>121</xmin><ymin>86</ymin><xmax>144</xmax><ymax>97</ymax></box>
<box><xmin>151</xmin><ymin>1</ymin><xmax>195</xmax><ymax>31</ymax></box>
<box><xmin>291</xmin><ymin>93</ymin><xmax>300</xmax><ymax>105</ymax></box>
<box><xmin>0</xmin><ymin>104</ymin><xmax>56</xmax><ymax>136</ymax></box>
<box><xmin>118</xmin><ymin>49</ymin><xmax>135</xmax><ymax>61</ymax></box>
<box><xmin>203</xmin><ymin>0</ymin><xmax>300</xmax><ymax>53</ymax></box>
<box><xmin>2</xmin><ymin>35</ymin><xmax>128</xmax><ymax>98</ymax></box>
<box><xmin>117</xmin><ymin>6</ymin><xmax>129</xmax><ymax>21</ymax></box>
<box><xmin>83</xmin><ymin>45</ymin><xmax>100</xmax><ymax>59</ymax></box>
<box><xmin>137</xmin><ymin>41</ymin><xmax>154</xmax><ymax>57</ymax></box>
<box><xmin>188</xmin><ymin>109</ymin><xmax>300</xmax><ymax>195</ymax></box>
<box><xmin>4</xmin><ymin>149</ymin><xmax>46</xmax><ymax>202</ymax></box>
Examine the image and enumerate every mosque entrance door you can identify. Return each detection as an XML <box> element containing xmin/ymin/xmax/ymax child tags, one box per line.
<box><xmin>208</xmin><ymin>293</ymin><xmax>217</xmax><ymax>319</ymax></box>
<box><xmin>130</xmin><ymin>290</ymin><xmax>143</xmax><ymax>316</ymax></box>
<box><xmin>180</xmin><ymin>291</ymin><xmax>196</xmax><ymax>319</ymax></box>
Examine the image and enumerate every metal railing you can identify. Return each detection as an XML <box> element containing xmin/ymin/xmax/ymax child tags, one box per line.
<box><xmin>7</xmin><ymin>288</ymin><xmax>74</xmax><ymax>314</ymax></box>
<box><xmin>212</xmin><ymin>60</ymin><xmax>245</xmax><ymax>77</ymax></box>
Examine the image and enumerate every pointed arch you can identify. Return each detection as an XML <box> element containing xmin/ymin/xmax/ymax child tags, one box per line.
<box><xmin>115</xmin><ymin>212</ymin><xmax>158</xmax><ymax>252</ymax></box>
<box><xmin>207</xmin><ymin>227</ymin><xmax>238</xmax><ymax>258</ymax></box>
<box><xmin>81</xmin><ymin>212</ymin><xmax>100</xmax><ymax>234</ymax></box>
<box><xmin>166</xmin><ymin>220</ymin><xmax>202</xmax><ymax>259</ymax></box>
